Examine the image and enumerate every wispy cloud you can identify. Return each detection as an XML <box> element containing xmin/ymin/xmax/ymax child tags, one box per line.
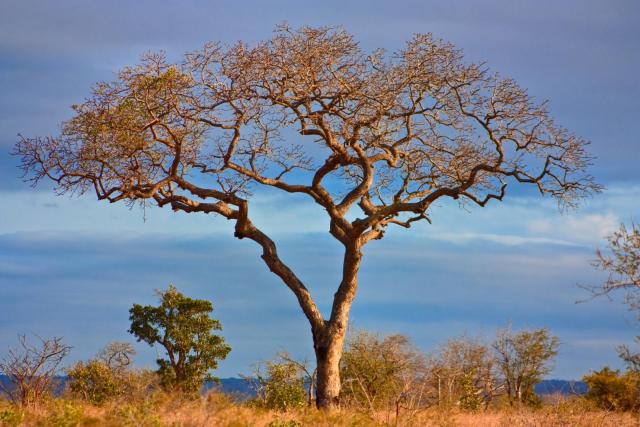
<box><xmin>430</xmin><ymin>232</ymin><xmax>579</xmax><ymax>247</ymax></box>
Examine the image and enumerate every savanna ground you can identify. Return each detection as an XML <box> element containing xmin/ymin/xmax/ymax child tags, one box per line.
<box><xmin>1</xmin><ymin>393</ymin><xmax>638</xmax><ymax>427</ymax></box>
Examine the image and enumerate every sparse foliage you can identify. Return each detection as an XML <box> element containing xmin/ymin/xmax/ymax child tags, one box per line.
<box><xmin>591</xmin><ymin>223</ymin><xmax>640</xmax><ymax>308</ymax></box>
<box><xmin>590</xmin><ymin>223</ymin><xmax>640</xmax><ymax>371</ymax></box>
<box><xmin>0</xmin><ymin>335</ymin><xmax>71</xmax><ymax>407</ymax></box>
<box><xmin>97</xmin><ymin>341</ymin><xmax>136</xmax><ymax>372</ymax></box>
<box><xmin>428</xmin><ymin>335</ymin><xmax>498</xmax><ymax>409</ymax></box>
<box><xmin>14</xmin><ymin>25</ymin><xmax>598</xmax><ymax>409</ymax></box>
<box><xmin>128</xmin><ymin>285</ymin><xmax>231</xmax><ymax>393</ymax></box>
<box><xmin>493</xmin><ymin>327</ymin><xmax>559</xmax><ymax>406</ymax></box>
<box><xmin>340</xmin><ymin>331</ymin><xmax>428</xmax><ymax>416</ymax></box>
<box><xmin>617</xmin><ymin>338</ymin><xmax>640</xmax><ymax>372</ymax></box>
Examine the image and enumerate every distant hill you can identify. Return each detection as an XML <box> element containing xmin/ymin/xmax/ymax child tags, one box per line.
<box><xmin>1</xmin><ymin>375</ymin><xmax>586</xmax><ymax>399</ymax></box>
<box><xmin>535</xmin><ymin>379</ymin><xmax>587</xmax><ymax>395</ymax></box>
<box><xmin>208</xmin><ymin>377</ymin><xmax>255</xmax><ymax>399</ymax></box>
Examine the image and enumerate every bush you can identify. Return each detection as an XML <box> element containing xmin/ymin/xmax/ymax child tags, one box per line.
<box><xmin>45</xmin><ymin>401</ymin><xmax>87</xmax><ymax>427</ymax></box>
<box><xmin>340</xmin><ymin>331</ymin><xmax>427</xmax><ymax>413</ymax></box>
<box><xmin>428</xmin><ymin>335</ymin><xmax>497</xmax><ymax>409</ymax></box>
<box><xmin>66</xmin><ymin>341</ymin><xmax>159</xmax><ymax>406</ymax></box>
<box><xmin>0</xmin><ymin>407</ymin><xmax>24</xmax><ymax>427</ymax></box>
<box><xmin>458</xmin><ymin>369</ymin><xmax>483</xmax><ymax>411</ymax></box>
<box><xmin>583</xmin><ymin>367</ymin><xmax>640</xmax><ymax>411</ymax></box>
<box><xmin>107</xmin><ymin>401</ymin><xmax>162</xmax><ymax>427</ymax></box>
<box><xmin>251</xmin><ymin>357</ymin><xmax>308</xmax><ymax>411</ymax></box>
<box><xmin>67</xmin><ymin>360</ymin><xmax>122</xmax><ymax>405</ymax></box>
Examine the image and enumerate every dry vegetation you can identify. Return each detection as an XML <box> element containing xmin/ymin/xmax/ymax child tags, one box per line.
<box><xmin>1</xmin><ymin>392</ymin><xmax>639</xmax><ymax>427</ymax></box>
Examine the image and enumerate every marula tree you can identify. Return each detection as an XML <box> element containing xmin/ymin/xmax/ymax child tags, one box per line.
<box><xmin>14</xmin><ymin>26</ymin><xmax>598</xmax><ymax>409</ymax></box>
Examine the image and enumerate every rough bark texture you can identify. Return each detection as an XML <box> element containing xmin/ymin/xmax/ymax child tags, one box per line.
<box><xmin>14</xmin><ymin>26</ymin><xmax>598</xmax><ymax>410</ymax></box>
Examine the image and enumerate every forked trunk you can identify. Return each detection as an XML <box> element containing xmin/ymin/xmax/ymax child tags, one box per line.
<box><xmin>250</xmin><ymin>220</ymin><xmax>363</xmax><ymax>411</ymax></box>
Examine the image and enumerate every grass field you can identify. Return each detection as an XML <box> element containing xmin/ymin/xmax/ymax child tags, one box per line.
<box><xmin>1</xmin><ymin>392</ymin><xmax>638</xmax><ymax>427</ymax></box>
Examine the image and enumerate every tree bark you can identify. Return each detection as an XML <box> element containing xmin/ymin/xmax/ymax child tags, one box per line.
<box><xmin>314</xmin><ymin>329</ymin><xmax>345</xmax><ymax>410</ymax></box>
<box><xmin>314</xmin><ymin>240</ymin><xmax>363</xmax><ymax>410</ymax></box>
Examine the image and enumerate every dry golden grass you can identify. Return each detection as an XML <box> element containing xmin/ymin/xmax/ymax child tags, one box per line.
<box><xmin>1</xmin><ymin>392</ymin><xmax>638</xmax><ymax>426</ymax></box>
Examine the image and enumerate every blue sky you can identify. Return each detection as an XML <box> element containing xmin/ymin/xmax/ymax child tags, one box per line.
<box><xmin>1</xmin><ymin>0</ymin><xmax>639</xmax><ymax>379</ymax></box>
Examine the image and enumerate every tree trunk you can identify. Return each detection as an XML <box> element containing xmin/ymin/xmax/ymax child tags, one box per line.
<box><xmin>314</xmin><ymin>330</ymin><xmax>345</xmax><ymax>410</ymax></box>
<box><xmin>314</xmin><ymin>240</ymin><xmax>362</xmax><ymax>410</ymax></box>
<box><xmin>244</xmin><ymin>215</ymin><xmax>363</xmax><ymax>411</ymax></box>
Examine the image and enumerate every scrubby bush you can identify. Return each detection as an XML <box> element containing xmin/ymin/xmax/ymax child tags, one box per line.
<box><xmin>45</xmin><ymin>400</ymin><xmax>87</xmax><ymax>427</ymax></box>
<box><xmin>0</xmin><ymin>335</ymin><xmax>71</xmax><ymax>407</ymax></box>
<box><xmin>67</xmin><ymin>360</ymin><xmax>121</xmax><ymax>405</ymax></box>
<box><xmin>428</xmin><ymin>335</ymin><xmax>497</xmax><ymax>410</ymax></box>
<box><xmin>583</xmin><ymin>367</ymin><xmax>640</xmax><ymax>411</ymax></box>
<box><xmin>0</xmin><ymin>406</ymin><xmax>24</xmax><ymax>427</ymax></box>
<box><xmin>340</xmin><ymin>331</ymin><xmax>428</xmax><ymax>414</ymax></box>
<box><xmin>251</xmin><ymin>356</ymin><xmax>308</xmax><ymax>411</ymax></box>
<box><xmin>66</xmin><ymin>342</ymin><xmax>159</xmax><ymax>405</ymax></box>
<box><xmin>107</xmin><ymin>401</ymin><xmax>162</xmax><ymax>427</ymax></box>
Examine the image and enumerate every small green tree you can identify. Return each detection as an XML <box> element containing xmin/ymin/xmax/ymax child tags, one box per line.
<box><xmin>458</xmin><ymin>369</ymin><xmax>483</xmax><ymax>411</ymax></box>
<box><xmin>583</xmin><ymin>367</ymin><xmax>640</xmax><ymax>411</ymax></box>
<box><xmin>492</xmin><ymin>327</ymin><xmax>559</xmax><ymax>406</ymax></box>
<box><xmin>128</xmin><ymin>285</ymin><xmax>231</xmax><ymax>393</ymax></box>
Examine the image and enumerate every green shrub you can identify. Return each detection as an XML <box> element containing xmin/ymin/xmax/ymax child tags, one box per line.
<box><xmin>45</xmin><ymin>401</ymin><xmax>86</xmax><ymax>427</ymax></box>
<box><xmin>583</xmin><ymin>367</ymin><xmax>640</xmax><ymax>411</ymax></box>
<box><xmin>0</xmin><ymin>407</ymin><xmax>24</xmax><ymax>427</ymax></box>
<box><xmin>107</xmin><ymin>401</ymin><xmax>162</xmax><ymax>427</ymax></box>
<box><xmin>67</xmin><ymin>360</ymin><xmax>121</xmax><ymax>405</ymax></box>
<box><xmin>252</xmin><ymin>358</ymin><xmax>307</xmax><ymax>411</ymax></box>
<box><xmin>459</xmin><ymin>369</ymin><xmax>483</xmax><ymax>411</ymax></box>
<box><xmin>67</xmin><ymin>351</ymin><xmax>160</xmax><ymax>406</ymax></box>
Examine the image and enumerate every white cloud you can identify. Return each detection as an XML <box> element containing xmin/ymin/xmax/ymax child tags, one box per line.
<box><xmin>526</xmin><ymin>213</ymin><xmax>619</xmax><ymax>246</ymax></box>
<box><xmin>430</xmin><ymin>232</ymin><xmax>578</xmax><ymax>247</ymax></box>
<box><xmin>415</xmin><ymin>183</ymin><xmax>640</xmax><ymax>248</ymax></box>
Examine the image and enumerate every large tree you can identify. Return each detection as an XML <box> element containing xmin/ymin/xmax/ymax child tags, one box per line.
<box><xmin>14</xmin><ymin>26</ymin><xmax>598</xmax><ymax>409</ymax></box>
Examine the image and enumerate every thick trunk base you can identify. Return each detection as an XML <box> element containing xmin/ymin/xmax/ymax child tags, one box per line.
<box><xmin>314</xmin><ymin>335</ymin><xmax>343</xmax><ymax>411</ymax></box>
